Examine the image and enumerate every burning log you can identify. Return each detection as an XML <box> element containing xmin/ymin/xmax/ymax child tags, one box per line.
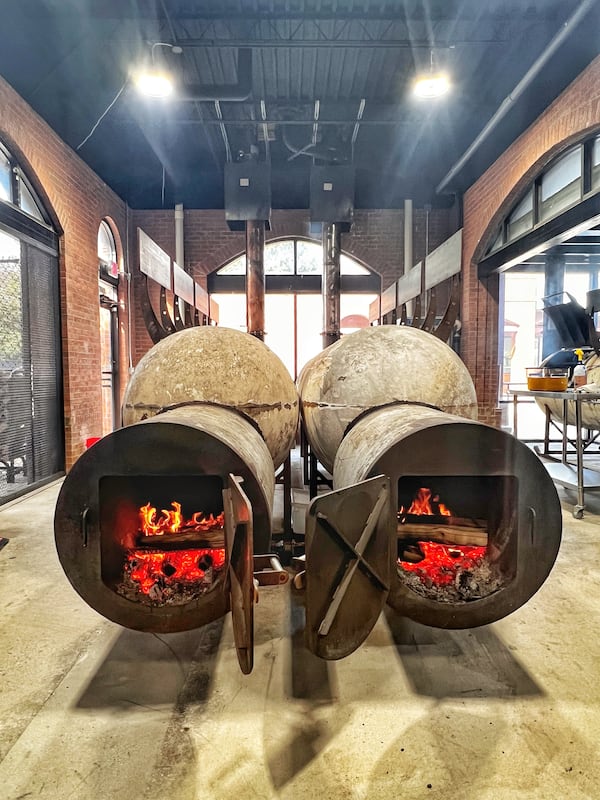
<box><xmin>397</xmin><ymin>515</ymin><xmax>488</xmax><ymax>547</ymax></box>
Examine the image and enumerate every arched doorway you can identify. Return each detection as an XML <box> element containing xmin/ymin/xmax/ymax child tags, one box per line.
<box><xmin>0</xmin><ymin>141</ymin><xmax>63</xmax><ymax>503</ymax></box>
<box><xmin>208</xmin><ymin>238</ymin><xmax>380</xmax><ymax>378</ymax></box>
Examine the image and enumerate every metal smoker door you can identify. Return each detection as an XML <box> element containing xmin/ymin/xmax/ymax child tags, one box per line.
<box><xmin>223</xmin><ymin>474</ymin><xmax>254</xmax><ymax>675</ymax></box>
<box><xmin>304</xmin><ymin>475</ymin><xmax>393</xmax><ymax>660</ymax></box>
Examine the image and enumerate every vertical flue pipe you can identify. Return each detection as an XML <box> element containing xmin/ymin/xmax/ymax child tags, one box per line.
<box><xmin>403</xmin><ymin>199</ymin><xmax>413</xmax><ymax>276</ymax></box>
<box><xmin>175</xmin><ymin>203</ymin><xmax>184</xmax><ymax>267</ymax></box>
<box><xmin>246</xmin><ymin>220</ymin><xmax>266</xmax><ymax>340</ymax></box>
<box><xmin>322</xmin><ymin>222</ymin><xmax>341</xmax><ymax>349</ymax></box>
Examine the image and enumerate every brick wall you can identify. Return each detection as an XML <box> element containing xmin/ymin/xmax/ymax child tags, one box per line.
<box><xmin>0</xmin><ymin>76</ymin><xmax>129</xmax><ymax>468</ymax></box>
<box><xmin>461</xmin><ymin>55</ymin><xmax>600</xmax><ymax>424</ymax></box>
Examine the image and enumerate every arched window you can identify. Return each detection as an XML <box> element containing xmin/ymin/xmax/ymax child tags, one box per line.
<box><xmin>0</xmin><ymin>142</ymin><xmax>48</xmax><ymax>224</ymax></box>
<box><xmin>208</xmin><ymin>237</ymin><xmax>380</xmax><ymax>378</ymax></box>
<box><xmin>98</xmin><ymin>219</ymin><xmax>119</xmax><ymax>285</ymax></box>
<box><xmin>486</xmin><ymin>134</ymin><xmax>600</xmax><ymax>256</ymax></box>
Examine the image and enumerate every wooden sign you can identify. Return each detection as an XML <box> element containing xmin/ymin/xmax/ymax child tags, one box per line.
<box><xmin>173</xmin><ymin>262</ymin><xmax>194</xmax><ymax>305</ymax></box>
<box><xmin>380</xmin><ymin>282</ymin><xmax>397</xmax><ymax>316</ymax></box>
<box><xmin>209</xmin><ymin>297</ymin><xmax>219</xmax><ymax>324</ymax></box>
<box><xmin>194</xmin><ymin>282</ymin><xmax>209</xmax><ymax>315</ymax></box>
<box><xmin>368</xmin><ymin>297</ymin><xmax>381</xmax><ymax>323</ymax></box>
<box><xmin>424</xmin><ymin>229</ymin><xmax>462</xmax><ymax>291</ymax></box>
<box><xmin>138</xmin><ymin>228</ymin><xmax>171</xmax><ymax>291</ymax></box>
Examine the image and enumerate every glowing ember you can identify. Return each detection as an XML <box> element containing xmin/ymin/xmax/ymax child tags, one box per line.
<box><xmin>125</xmin><ymin>547</ymin><xmax>226</xmax><ymax>597</ymax></box>
<box><xmin>399</xmin><ymin>487</ymin><xmax>452</xmax><ymax>517</ymax></box>
<box><xmin>399</xmin><ymin>540</ymin><xmax>486</xmax><ymax>585</ymax></box>
<box><xmin>139</xmin><ymin>502</ymin><xmax>224</xmax><ymax>536</ymax></box>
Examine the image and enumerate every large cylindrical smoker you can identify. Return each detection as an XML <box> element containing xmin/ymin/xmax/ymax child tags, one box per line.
<box><xmin>55</xmin><ymin>327</ymin><xmax>299</xmax><ymax>672</ymax></box>
<box><xmin>298</xmin><ymin>326</ymin><xmax>562</xmax><ymax>657</ymax></box>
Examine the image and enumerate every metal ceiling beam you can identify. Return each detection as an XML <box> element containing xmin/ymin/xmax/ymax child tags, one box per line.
<box><xmin>113</xmin><ymin>118</ymin><xmax>412</xmax><ymax>127</ymax></box>
<box><xmin>171</xmin><ymin>38</ymin><xmax>493</xmax><ymax>48</ymax></box>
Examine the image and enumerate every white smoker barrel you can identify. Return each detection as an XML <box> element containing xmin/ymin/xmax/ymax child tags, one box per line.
<box><xmin>298</xmin><ymin>325</ymin><xmax>477</xmax><ymax>473</ymax></box>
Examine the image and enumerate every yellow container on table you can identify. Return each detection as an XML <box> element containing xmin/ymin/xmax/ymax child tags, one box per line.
<box><xmin>526</xmin><ymin>367</ymin><xmax>568</xmax><ymax>391</ymax></box>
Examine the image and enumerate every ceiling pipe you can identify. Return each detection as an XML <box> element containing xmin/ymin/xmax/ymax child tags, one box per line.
<box><xmin>177</xmin><ymin>48</ymin><xmax>252</xmax><ymax>101</ymax></box>
<box><xmin>435</xmin><ymin>0</ymin><xmax>597</xmax><ymax>195</ymax></box>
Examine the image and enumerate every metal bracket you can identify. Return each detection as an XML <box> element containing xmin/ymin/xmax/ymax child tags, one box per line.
<box><xmin>253</xmin><ymin>554</ymin><xmax>289</xmax><ymax>586</ymax></box>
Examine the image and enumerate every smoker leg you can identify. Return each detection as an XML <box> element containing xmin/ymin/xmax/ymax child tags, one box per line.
<box><xmin>282</xmin><ymin>453</ymin><xmax>293</xmax><ymax>559</ymax></box>
<box><xmin>574</xmin><ymin>395</ymin><xmax>585</xmax><ymax>518</ymax></box>
<box><xmin>309</xmin><ymin>451</ymin><xmax>318</xmax><ymax>499</ymax></box>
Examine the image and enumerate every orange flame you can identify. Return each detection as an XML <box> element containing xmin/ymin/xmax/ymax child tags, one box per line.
<box><xmin>400</xmin><ymin>487</ymin><xmax>453</xmax><ymax>517</ymax></box>
<box><xmin>139</xmin><ymin>502</ymin><xmax>224</xmax><ymax>536</ymax></box>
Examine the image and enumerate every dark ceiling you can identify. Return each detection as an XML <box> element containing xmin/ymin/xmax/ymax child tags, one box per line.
<box><xmin>1</xmin><ymin>0</ymin><xmax>599</xmax><ymax>211</ymax></box>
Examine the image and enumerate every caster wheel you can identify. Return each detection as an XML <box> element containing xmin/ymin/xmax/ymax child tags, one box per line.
<box><xmin>573</xmin><ymin>506</ymin><xmax>584</xmax><ymax>519</ymax></box>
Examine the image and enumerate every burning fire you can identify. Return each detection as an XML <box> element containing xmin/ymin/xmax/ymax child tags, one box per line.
<box><xmin>126</xmin><ymin>548</ymin><xmax>226</xmax><ymax>596</ymax></box>
<box><xmin>139</xmin><ymin>501</ymin><xmax>224</xmax><ymax>536</ymax></box>
<box><xmin>399</xmin><ymin>486</ymin><xmax>452</xmax><ymax>517</ymax></box>
<box><xmin>398</xmin><ymin>487</ymin><xmax>488</xmax><ymax>591</ymax></box>
<box><xmin>400</xmin><ymin>540</ymin><xmax>487</xmax><ymax>586</ymax></box>
<box><xmin>118</xmin><ymin>501</ymin><xmax>227</xmax><ymax>601</ymax></box>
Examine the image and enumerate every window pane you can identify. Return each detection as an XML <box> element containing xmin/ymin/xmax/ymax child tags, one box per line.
<box><xmin>564</xmin><ymin>271</ymin><xmax>590</xmax><ymax>308</ymax></box>
<box><xmin>507</xmin><ymin>190</ymin><xmax>533</xmax><ymax>240</ymax></box>
<box><xmin>0</xmin><ymin>150</ymin><xmax>11</xmax><ymax>202</ymax></box>
<box><xmin>540</xmin><ymin>147</ymin><xmax>582</xmax><ymax>221</ymax></box>
<box><xmin>592</xmin><ymin>136</ymin><xmax>600</xmax><ymax>190</ymax></box>
<box><xmin>264</xmin><ymin>240</ymin><xmax>294</xmax><ymax>274</ymax></box>
<box><xmin>488</xmin><ymin>228</ymin><xmax>503</xmax><ymax>253</ymax></box>
<box><xmin>340</xmin><ymin>254</ymin><xmax>369</xmax><ymax>275</ymax></box>
<box><xmin>340</xmin><ymin>294</ymin><xmax>377</xmax><ymax>331</ymax></box>
<box><xmin>296</xmin><ymin>294</ymin><xmax>323</xmax><ymax>373</ymax></box>
<box><xmin>18</xmin><ymin>178</ymin><xmax>44</xmax><ymax>222</ymax></box>
<box><xmin>208</xmin><ymin>294</ymin><xmax>246</xmax><ymax>330</ymax></box>
<box><xmin>218</xmin><ymin>254</ymin><xmax>245</xmax><ymax>275</ymax></box>
<box><xmin>0</xmin><ymin>230</ymin><xmax>22</xmax><ymax>371</ymax></box>
<box><xmin>296</xmin><ymin>240</ymin><xmax>322</xmax><ymax>274</ymax></box>
<box><xmin>97</xmin><ymin>220</ymin><xmax>117</xmax><ymax>263</ymax></box>
<box><xmin>502</xmin><ymin>271</ymin><xmax>546</xmax><ymax>393</ymax></box>
<box><xmin>264</xmin><ymin>295</ymin><xmax>295</xmax><ymax>376</ymax></box>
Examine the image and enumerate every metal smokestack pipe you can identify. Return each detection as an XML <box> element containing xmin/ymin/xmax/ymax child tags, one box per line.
<box><xmin>246</xmin><ymin>220</ymin><xmax>265</xmax><ymax>340</ymax></box>
<box><xmin>175</xmin><ymin>203</ymin><xmax>184</xmax><ymax>267</ymax></box>
<box><xmin>322</xmin><ymin>222</ymin><xmax>341</xmax><ymax>349</ymax></box>
<box><xmin>403</xmin><ymin>199</ymin><xmax>413</xmax><ymax>276</ymax></box>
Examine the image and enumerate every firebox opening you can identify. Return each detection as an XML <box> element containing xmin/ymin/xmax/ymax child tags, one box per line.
<box><xmin>397</xmin><ymin>475</ymin><xmax>518</xmax><ymax>604</ymax></box>
<box><xmin>99</xmin><ymin>475</ymin><xmax>226</xmax><ymax>606</ymax></box>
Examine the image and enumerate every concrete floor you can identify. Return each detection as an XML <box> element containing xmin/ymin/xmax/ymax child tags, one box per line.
<box><xmin>1</xmin><ymin>477</ymin><xmax>599</xmax><ymax>800</ymax></box>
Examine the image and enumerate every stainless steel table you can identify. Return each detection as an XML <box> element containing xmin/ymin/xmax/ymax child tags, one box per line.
<box><xmin>510</xmin><ymin>389</ymin><xmax>600</xmax><ymax>518</ymax></box>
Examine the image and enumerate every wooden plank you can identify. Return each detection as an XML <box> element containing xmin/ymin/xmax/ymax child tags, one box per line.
<box><xmin>369</xmin><ymin>296</ymin><xmax>381</xmax><ymax>323</ymax></box>
<box><xmin>173</xmin><ymin>262</ymin><xmax>195</xmax><ymax>304</ymax></box>
<box><xmin>424</xmin><ymin>229</ymin><xmax>462</xmax><ymax>290</ymax></box>
<box><xmin>210</xmin><ymin>296</ymin><xmax>220</xmax><ymax>324</ymax></box>
<box><xmin>380</xmin><ymin>282</ymin><xmax>397</xmax><ymax>316</ymax></box>
<box><xmin>194</xmin><ymin>281</ymin><xmax>209</xmax><ymax>315</ymax></box>
<box><xmin>138</xmin><ymin>228</ymin><xmax>172</xmax><ymax>290</ymax></box>
<box><xmin>396</xmin><ymin>262</ymin><xmax>422</xmax><ymax>305</ymax></box>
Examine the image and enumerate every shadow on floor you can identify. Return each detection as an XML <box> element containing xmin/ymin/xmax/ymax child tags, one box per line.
<box><xmin>384</xmin><ymin>607</ymin><xmax>544</xmax><ymax>699</ymax></box>
<box><xmin>76</xmin><ymin>618</ymin><xmax>225</xmax><ymax>710</ymax></box>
